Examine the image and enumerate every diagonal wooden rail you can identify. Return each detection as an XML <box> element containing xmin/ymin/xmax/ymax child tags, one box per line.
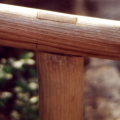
<box><xmin>0</xmin><ymin>3</ymin><xmax>120</xmax><ymax>120</ymax></box>
<box><xmin>0</xmin><ymin>4</ymin><xmax>120</xmax><ymax>60</ymax></box>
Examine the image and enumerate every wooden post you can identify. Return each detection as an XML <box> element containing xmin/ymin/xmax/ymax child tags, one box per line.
<box><xmin>36</xmin><ymin>52</ymin><xmax>84</xmax><ymax>120</ymax></box>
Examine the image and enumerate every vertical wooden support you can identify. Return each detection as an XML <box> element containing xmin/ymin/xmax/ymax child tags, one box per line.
<box><xmin>36</xmin><ymin>52</ymin><xmax>84</xmax><ymax>120</ymax></box>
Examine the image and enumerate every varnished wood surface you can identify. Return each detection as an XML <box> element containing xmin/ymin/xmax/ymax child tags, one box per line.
<box><xmin>37</xmin><ymin>52</ymin><xmax>84</xmax><ymax>120</ymax></box>
<box><xmin>0</xmin><ymin>4</ymin><xmax>120</xmax><ymax>60</ymax></box>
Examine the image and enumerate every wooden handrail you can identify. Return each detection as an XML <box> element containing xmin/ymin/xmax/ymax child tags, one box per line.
<box><xmin>0</xmin><ymin>4</ymin><xmax>120</xmax><ymax>60</ymax></box>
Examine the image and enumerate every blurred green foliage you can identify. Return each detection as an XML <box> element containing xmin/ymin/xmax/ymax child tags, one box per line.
<box><xmin>0</xmin><ymin>47</ymin><xmax>39</xmax><ymax>120</ymax></box>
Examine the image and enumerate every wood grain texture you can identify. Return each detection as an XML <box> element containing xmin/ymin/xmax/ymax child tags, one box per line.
<box><xmin>36</xmin><ymin>52</ymin><xmax>84</xmax><ymax>120</ymax></box>
<box><xmin>0</xmin><ymin>4</ymin><xmax>120</xmax><ymax>60</ymax></box>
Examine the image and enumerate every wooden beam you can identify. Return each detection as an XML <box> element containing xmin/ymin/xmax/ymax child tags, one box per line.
<box><xmin>0</xmin><ymin>4</ymin><xmax>120</xmax><ymax>60</ymax></box>
<box><xmin>36</xmin><ymin>52</ymin><xmax>84</xmax><ymax>120</ymax></box>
